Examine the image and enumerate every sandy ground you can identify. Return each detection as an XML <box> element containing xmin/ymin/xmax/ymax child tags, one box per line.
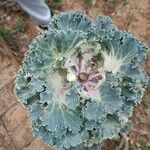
<box><xmin>0</xmin><ymin>0</ymin><xmax>150</xmax><ymax>149</ymax></box>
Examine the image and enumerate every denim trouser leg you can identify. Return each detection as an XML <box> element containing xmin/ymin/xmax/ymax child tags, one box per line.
<box><xmin>16</xmin><ymin>0</ymin><xmax>51</xmax><ymax>26</ymax></box>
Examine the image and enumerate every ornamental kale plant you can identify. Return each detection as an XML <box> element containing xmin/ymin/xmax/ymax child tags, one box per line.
<box><xmin>15</xmin><ymin>11</ymin><xmax>148</xmax><ymax>150</ymax></box>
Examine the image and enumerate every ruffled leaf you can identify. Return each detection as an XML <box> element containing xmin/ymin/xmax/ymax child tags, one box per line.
<box><xmin>49</xmin><ymin>11</ymin><xmax>92</xmax><ymax>32</ymax></box>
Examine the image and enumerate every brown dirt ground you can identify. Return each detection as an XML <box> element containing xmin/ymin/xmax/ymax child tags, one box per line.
<box><xmin>0</xmin><ymin>0</ymin><xmax>150</xmax><ymax>150</ymax></box>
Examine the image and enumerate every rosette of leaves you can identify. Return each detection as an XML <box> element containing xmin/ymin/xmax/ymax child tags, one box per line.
<box><xmin>15</xmin><ymin>11</ymin><xmax>148</xmax><ymax>150</ymax></box>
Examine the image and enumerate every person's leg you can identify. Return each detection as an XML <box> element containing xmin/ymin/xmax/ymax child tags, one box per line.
<box><xmin>16</xmin><ymin>0</ymin><xmax>52</xmax><ymax>26</ymax></box>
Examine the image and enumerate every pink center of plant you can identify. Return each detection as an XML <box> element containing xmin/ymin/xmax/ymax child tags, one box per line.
<box><xmin>72</xmin><ymin>58</ymin><xmax>104</xmax><ymax>91</ymax></box>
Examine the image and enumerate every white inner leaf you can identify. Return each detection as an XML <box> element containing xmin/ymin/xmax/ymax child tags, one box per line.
<box><xmin>102</xmin><ymin>51</ymin><xmax>122</xmax><ymax>75</ymax></box>
<box><xmin>47</xmin><ymin>71</ymin><xmax>68</xmax><ymax>105</ymax></box>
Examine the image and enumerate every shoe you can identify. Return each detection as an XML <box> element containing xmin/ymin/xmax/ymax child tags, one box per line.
<box><xmin>38</xmin><ymin>9</ymin><xmax>54</xmax><ymax>30</ymax></box>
